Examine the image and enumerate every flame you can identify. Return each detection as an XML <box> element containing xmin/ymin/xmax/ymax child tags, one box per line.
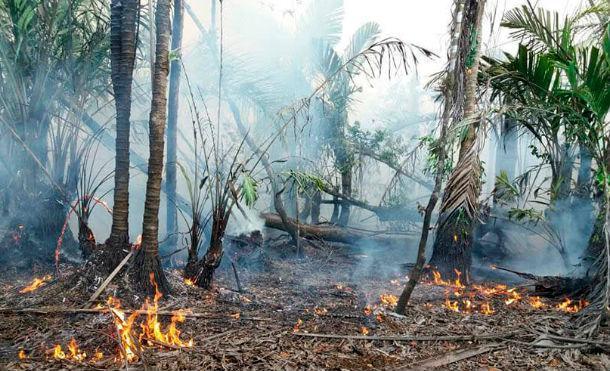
<box><xmin>453</xmin><ymin>234</ymin><xmax>458</xmax><ymax>242</ymax></box>
<box><xmin>379</xmin><ymin>294</ymin><xmax>398</xmax><ymax>308</ymax></box>
<box><xmin>46</xmin><ymin>339</ymin><xmax>89</xmax><ymax>362</ymax></box>
<box><xmin>528</xmin><ymin>296</ymin><xmax>546</xmax><ymax>309</ymax></box>
<box><xmin>184</xmin><ymin>278</ymin><xmax>195</xmax><ymax>286</ymax></box>
<box><xmin>360</xmin><ymin>326</ymin><xmax>369</xmax><ymax>335</ymax></box>
<box><xmin>52</xmin><ymin>344</ymin><xmax>66</xmax><ymax>360</ymax></box>
<box><xmin>431</xmin><ymin>270</ymin><xmax>464</xmax><ymax>288</ymax></box>
<box><xmin>293</xmin><ymin>319</ymin><xmax>303</xmax><ymax>332</ymax></box>
<box><xmin>556</xmin><ymin>298</ymin><xmax>588</xmax><ymax>313</ymax></box>
<box><xmin>504</xmin><ymin>288</ymin><xmax>522</xmax><ymax>305</ymax></box>
<box><xmin>18</xmin><ymin>349</ymin><xmax>26</xmax><ymax>360</ymax></box>
<box><xmin>19</xmin><ymin>275</ymin><xmax>52</xmax><ymax>294</ymax></box>
<box><xmin>107</xmin><ymin>276</ymin><xmax>193</xmax><ymax>363</ymax></box>
<box><xmin>480</xmin><ymin>302</ymin><xmax>494</xmax><ymax>315</ymax></box>
<box><xmin>444</xmin><ymin>298</ymin><xmax>460</xmax><ymax>312</ymax></box>
<box><xmin>363</xmin><ymin>305</ymin><xmax>372</xmax><ymax>316</ymax></box>
<box><xmin>376</xmin><ymin>313</ymin><xmax>384</xmax><ymax>322</ymax></box>
<box><xmin>139</xmin><ymin>274</ymin><xmax>194</xmax><ymax>348</ymax></box>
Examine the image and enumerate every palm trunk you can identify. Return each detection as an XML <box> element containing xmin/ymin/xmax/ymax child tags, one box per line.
<box><xmin>108</xmin><ymin>0</ymin><xmax>140</xmax><ymax>257</ymax></box>
<box><xmin>134</xmin><ymin>0</ymin><xmax>172</xmax><ymax>296</ymax></box>
<box><xmin>165</xmin><ymin>0</ymin><xmax>184</xmax><ymax>251</ymax></box>
<box><xmin>428</xmin><ymin>0</ymin><xmax>486</xmax><ymax>284</ymax></box>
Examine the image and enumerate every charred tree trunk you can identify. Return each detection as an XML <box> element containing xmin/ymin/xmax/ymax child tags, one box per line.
<box><xmin>194</xmin><ymin>229</ymin><xmax>224</xmax><ymax>289</ymax></box>
<box><xmin>428</xmin><ymin>0</ymin><xmax>486</xmax><ymax>284</ymax></box>
<box><xmin>134</xmin><ymin>0</ymin><xmax>171</xmax><ymax>296</ymax></box>
<box><xmin>165</xmin><ymin>0</ymin><xmax>184</xmax><ymax>254</ymax></box>
<box><xmin>107</xmin><ymin>0</ymin><xmax>140</xmax><ymax>262</ymax></box>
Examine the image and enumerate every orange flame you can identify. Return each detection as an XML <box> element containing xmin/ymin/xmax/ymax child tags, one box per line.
<box><xmin>556</xmin><ymin>298</ymin><xmax>588</xmax><ymax>313</ymax></box>
<box><xmin>360</xmin><ymin>326</ymin><xmax>370</xmax><ymax>335</ymax></box>
<box><xmin>18</xmin><ymin>349</ymin><xmax>26</xmax><ymax>360</ymax></box>
<box><xmin>19</xmin><ymin>275</ymin><xmax>52</xmax><ymax>294</ymax></box>
<box><xmin>379</xmin><ymin>294</ymin><xmax>398</xmax><ymax>308</ymax></box>
<box><xmin>480</xmin><ymin>302</ymin><xmax>494</xmax><ymax>315</ymax></box>
<box><xmin>184</xmin><ymin>278</ymin><xmax>195</xmax><ymax>286</ymax></box>
<box><xmin>293</xmin><ymin>319</ymin><xmax>303</xmax><ymax>332</ymax></box>
<box><xmin>107</xmin><ymin>276</ymin><xmax>193</xmax><ymax>362</ymax></box>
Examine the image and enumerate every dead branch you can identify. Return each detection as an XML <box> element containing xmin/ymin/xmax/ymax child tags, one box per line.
<box><xmin>261</xmin><ymin>212</ymin><xmax>413</xmax><ymax>246</ymax></box>
<box><xmin>292</xmin><ymin>330</ymin><xmax>522</xmax><ymax>342</ymax></box>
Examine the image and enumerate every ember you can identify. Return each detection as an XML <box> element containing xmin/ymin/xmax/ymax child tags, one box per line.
<box><xmin>19</xmin><ymin>275</ymin><xmax>52</xmax><ymax>294</ymax></box>
<box><xmin>18</xmin><ymin>349</ymin><xmax>27</xmax><ymax>360</ymax></box>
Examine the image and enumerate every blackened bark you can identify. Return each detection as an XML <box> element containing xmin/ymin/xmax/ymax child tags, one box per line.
<box><xmin>108</xmin><ymin>0</ymin><xmax>140</xmax><ymax>256</ymax></box>
<box><xmin>136</xmin><ymin>0</ymin><xmax>172</xmax><ymax>296</ymax></box>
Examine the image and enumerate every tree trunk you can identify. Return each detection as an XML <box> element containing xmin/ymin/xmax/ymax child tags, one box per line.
<box><xmin>428</xmin><ymin>0</ymin><xmax>486</xmax><ymax>284</ymax></box>
<box><xmin>107</xmin><ymin>0</ymin><xmax>140</xmax><ymax>257</ymax></box>
<box><xmin>134</xmin><ymin>0</ymin><xmax>172</xmax><ymax>296</ymax></box>
<box><xmin>165</xmin><ymin>0</ymin><xmax>184</xmax><ymax>252</ymax></box>
<box><xmin>311</xmin><ymin>191</ymin><xmax>321</xmax><ymax>224</ymax></box>
<box><xmin>191</xmin><ymin>220</ymin><xmax>224</xmax><ymax>289</ymax></box>
<box><xmin>338</xmin><ymin>167</ymin><xmax>352</xmax><ymax>226</ymax></box>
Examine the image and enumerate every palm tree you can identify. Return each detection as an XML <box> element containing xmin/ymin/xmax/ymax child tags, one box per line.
<box><xmin>107</xmin><ymin>0</ymin><xmax>140</xmax><ymax>263</ymax></box>
<box><xmin>165</xmin><ymin>0</ymin><xmax>184</xmax><ymax>254</ymax></box>
<box><xmin>134</xmin><ymin>0</ymin><xmax>172</xmax><ymax>295</ymax></box>
<box><xmin>428</xmin><ymin>0</ymin><xmax>486</xmax><ymax>283</ymax></box>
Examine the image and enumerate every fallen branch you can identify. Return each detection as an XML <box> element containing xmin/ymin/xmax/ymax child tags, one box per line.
<box><xmin>292</xmin><ymin>330</ymin><xmax>521</xmax><ymax>342</ymax></box>
<box><xmin>400</xmin><ymin>344</ymin><xmax>503</xmax><ymax>370</ymax></box>
<box><xmin>261</xmin><ymin>212</ymin><xmax>414</xmax><ymax>246</ymax></box>
<box><xmin>0</xmin><ymin>307</ymin><xmax>270</xmax><ymax>321</ymax></box>
<box><xmin>85</xmin><ymin>251</ymin><xmax>134</xmax><ymax>307</ymax></box>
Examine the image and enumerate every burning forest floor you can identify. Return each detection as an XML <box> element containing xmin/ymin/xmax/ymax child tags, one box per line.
<box><xmin>0</xmin><ymin>239</ymin><xmax>609</xmax><ymax>370</ymax></box>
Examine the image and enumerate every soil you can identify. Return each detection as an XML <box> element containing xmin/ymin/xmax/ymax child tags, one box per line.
<box><xmin>0</xmin><ymin>238</ymin><xmax>609</xmax><ymax>370</ymax></box>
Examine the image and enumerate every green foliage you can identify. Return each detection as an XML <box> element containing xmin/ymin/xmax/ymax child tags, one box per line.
<box><xmin>284</xmin><ymin>170</ymin><xmax>328</xmax><ymax>196</ymax></box>
<box><xmin>240</xmin><ymin>174</ymin><xmax>259</xmax><ymax>208</ymax></box>
<box><xmin>507</xmin><ymin>207</ymin><xmax>545</xmax><ymax>223</ymax></box>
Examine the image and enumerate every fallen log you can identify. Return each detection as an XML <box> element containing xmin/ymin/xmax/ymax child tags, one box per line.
<box><xmin>494</xmin><ymin>266</ymin><xmax>590</xmax><ymax>298</ymax></box>
<box><xmin>261</xmin><ymin>212</ymin><xmax>415</xmax><ymax>246</ymax></box>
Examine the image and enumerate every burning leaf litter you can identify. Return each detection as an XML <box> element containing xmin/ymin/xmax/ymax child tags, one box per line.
<box><xmin>19</xmin><ymin>275</ymin><xmax>52</xmax><ymax>294</ymax></box>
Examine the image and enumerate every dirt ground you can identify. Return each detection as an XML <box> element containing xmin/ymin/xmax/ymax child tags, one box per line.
<box><xmin>0</xmin><ymin>239</ymin><xmax>609</xmax><ymax>370</ymax></box>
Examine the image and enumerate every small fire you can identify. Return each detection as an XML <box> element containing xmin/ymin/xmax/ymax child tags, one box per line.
<box><xmin>360</xmin><ymin>326</ymin><xmax>369</xmax><ymax>335</ymax></box>
<box><xmin>444</xmin><ymin>298</ymin><xmax>460</xmax><ymax>312</ymax></box>
<box><xmin>453</xmin><ymin>234</ymin><xmax>458</xmax><ymax>242</ymax></box>
<box><xmin>376</xmin><ymin>313</ymin><xmax>384</xmax><ymax>322</ymax></box>
<box><xmin>48</xmin><ymin>338</ymin><xmax>86</xmax><ymax>361</ymax></box>
<box><xmin>184</xmin><ymin>278</ymin><xmax>195</xmax><ymax>286</ymax></box>
<box><xmin>19</xmin><ymin>275</ymin><xmax>52</xmax><ymax>294</ymax></box>
<box><xmin>107</xmin><ymin>274</ymin><xmax>193</xmax><ymax>362</ymax></box>
<box><xmin>363</xmin><ymin>305</ymin><xmax>372</xmax><ymax>316</ymax></box>
<box><xmin>379</xmin><ymin>294</ymin><xmax>398</xmax><ymax>308</ymax></box>
<box><xmin>431</xmin><ymin>270</ymin><xmax>464</xmax><ymax>288</ymax></box>
<box><xmin>528</xmin><ymin>296</ymin><xmax>546</xmax><ymax>309</ymax></box>
<box><xmin>480</xmin><ymin>302</ymin><xmax>494</xmax><ymax>315</ymax></box>
<box><xmin>504</xmin><ymin>288</ymin><xmax>522</xmax><ymax>305</ymax></box>
<box><xmin>293</xmin><ymin>319</ymin><xmax>303</xmax><ymax>332</ymax></box>
<box><xmin>18</xmin><ymin>349</ymin><xmax>27</xmax><ymax>360</ymax></box>
<box><xmin>556</xmin><ymin>298</ymin><xmax>588</xmax><ymax>313</ymax></box>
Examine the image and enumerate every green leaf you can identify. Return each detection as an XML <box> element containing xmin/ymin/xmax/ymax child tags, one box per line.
<box><xmin>241</xmin><ymin>175</ymin><xmax>258</xmax><ymax>208</ymax></box>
